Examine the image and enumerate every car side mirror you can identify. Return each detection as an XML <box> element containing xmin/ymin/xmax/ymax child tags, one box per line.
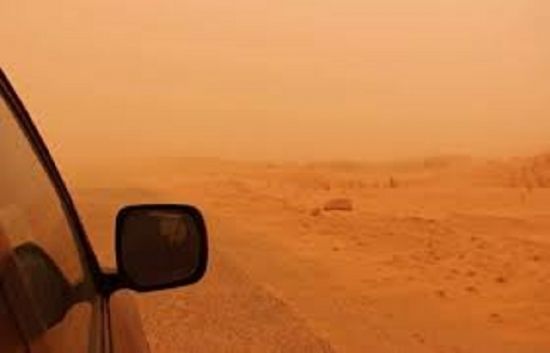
<box><xmin>112</xmin><ymin>204</ymin><xmax>208</xmax><ymax>293</ymax></box>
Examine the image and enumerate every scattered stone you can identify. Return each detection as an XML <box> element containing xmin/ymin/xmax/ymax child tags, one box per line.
<box><xmin>323</xmin><ymin>198</ymin><xmax>353</xmax><ymax>212</ymax></box>
<box><xmin>310</xmin><ymin>207</ymin><xmax>322</xmax><ymax>217</ymax></box>
<box><xmin>412</xmin><ymin>333</ymin><xmax>426</xmax><ymax>344</ymax></box>
<box><xmin>489</xmin><ymin>313</ymin><xmax>503</xmax><ymax>323</ymax></box>
<box><xmin>476</xmin><ymin>242</ymin><xmax>487</xmax><ymax>250</ymax></box>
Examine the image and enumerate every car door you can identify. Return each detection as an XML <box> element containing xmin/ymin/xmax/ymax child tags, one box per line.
<box><xmin>0</xmin><ymin>69</ymin><xmax>104</xmax><ymax>353</ymax></box>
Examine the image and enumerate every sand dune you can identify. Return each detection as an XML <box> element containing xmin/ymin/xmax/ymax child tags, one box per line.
<box><xmin>68</xmin><ymin>154</ymin><xmax>550</xmax><ymax>353</ymax></box>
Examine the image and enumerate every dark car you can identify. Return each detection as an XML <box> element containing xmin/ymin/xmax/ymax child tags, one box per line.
<box><xmin>0</xmin><ymin>68</ymin><xmax>208</xmax><ymax>353</ymax></box>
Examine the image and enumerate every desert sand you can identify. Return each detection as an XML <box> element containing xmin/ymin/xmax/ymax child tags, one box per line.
<box><xmin>66</xmin><ymin>153</ymin><xmax>550</xmax><ymax>353</ymax></box>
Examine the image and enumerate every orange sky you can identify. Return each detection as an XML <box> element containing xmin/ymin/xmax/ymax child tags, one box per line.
<box><xmin>2</xmin><ymin>0</ymin><xmax>549</xmax><ymax>162</ymax></box>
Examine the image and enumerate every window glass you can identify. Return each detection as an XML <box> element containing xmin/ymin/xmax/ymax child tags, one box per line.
<box><xmin>0</xmin><ymin>96</ymin><xmax>97</xmax><ymax>352</ymax></box>
<box><xmin>0</xmin><ymin>99</ymin><xmax>85</xmax><ymax>284</ymax></box>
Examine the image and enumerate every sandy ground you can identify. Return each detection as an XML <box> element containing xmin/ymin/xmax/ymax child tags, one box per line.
<box><xmin>66</xmin><ymin>154</ymin><xmax>550</xmax><ymax>353</ymax></box>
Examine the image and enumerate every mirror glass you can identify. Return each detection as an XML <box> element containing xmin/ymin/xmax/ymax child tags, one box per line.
<box><xmin>117</xmin><ymin>206</ymin><xmax>206</xmax><ymax>289</ymax></box>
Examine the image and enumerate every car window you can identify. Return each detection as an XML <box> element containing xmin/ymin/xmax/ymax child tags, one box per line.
<box><xmin>0</xmin><ymin>95</ymin><xmax>99</xmax><ymax>353</ymax></box>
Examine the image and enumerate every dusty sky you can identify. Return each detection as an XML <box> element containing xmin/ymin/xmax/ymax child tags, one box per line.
<box><xmin>2</xmin><ymin>0</ymin><xmax>549</xmax><ymax>163</ymax></box>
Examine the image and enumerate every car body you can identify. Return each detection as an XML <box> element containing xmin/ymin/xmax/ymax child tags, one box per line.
<box><xmin>0</xmin><ymin>68</ymin><xmax>209</xmax><ymax>353</ymax></box>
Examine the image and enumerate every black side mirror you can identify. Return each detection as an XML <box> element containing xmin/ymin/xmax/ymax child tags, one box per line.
<box><xmin>111</xmin><ymin>204</ymin><xmax>208</xmax><ymax>293</ymax></box>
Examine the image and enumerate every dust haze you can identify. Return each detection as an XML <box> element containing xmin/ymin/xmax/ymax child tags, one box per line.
<box><xmin>2</xmin><ymin>0</ymin><xmax>550</xmax><ymax>163</ymax></box>
<box><xmin>3</xmin><ymin>1</ymin><xmax>550</xmax><ymax>352</ymax></box>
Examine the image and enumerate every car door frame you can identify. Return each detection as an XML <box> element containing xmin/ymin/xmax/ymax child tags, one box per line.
<box><xmin>0</xmin><ymin>68</ymin><xmax>107</xmax><ymax>352</ymax></box>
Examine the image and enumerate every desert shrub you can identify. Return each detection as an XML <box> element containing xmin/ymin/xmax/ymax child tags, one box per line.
<box><xmin>323</xmin><ymin>198</ymin><xmax>353</xmax><ymax>212</ymax></box>
<box><xmin>388</xmin><ymin>176</ymin><xmax>398</xmax><ymax>189</ymax></box>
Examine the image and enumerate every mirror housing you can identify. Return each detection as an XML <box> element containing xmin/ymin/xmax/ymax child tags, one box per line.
<box><xmin>105</xmin><ymin>204</ymin><xmax>208</xmax><ymax>294</ymax></box>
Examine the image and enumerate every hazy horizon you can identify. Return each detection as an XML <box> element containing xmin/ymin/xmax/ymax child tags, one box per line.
<box><xmin>2</xmin><ymin>0</ymin><xmax>549</xmax><ymax>163</ymax></box>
